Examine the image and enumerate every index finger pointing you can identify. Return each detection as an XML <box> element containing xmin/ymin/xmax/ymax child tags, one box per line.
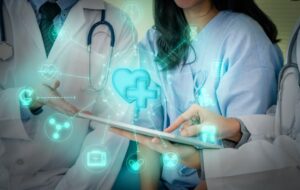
<box><xmin>164</xmin><ymin>105</ymin><xmax>200</xmax><ymax>133</ymax></box>
<box><xmin>164</xmin><ymin>115</ymin><xmax>186</xmax><ymax>133</ymax></box>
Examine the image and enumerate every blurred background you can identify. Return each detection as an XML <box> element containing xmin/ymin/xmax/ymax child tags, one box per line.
<box><xmin>106</xmin><ymin>0</ymin><xmax>300</xmax><ymax>57</ymax></box>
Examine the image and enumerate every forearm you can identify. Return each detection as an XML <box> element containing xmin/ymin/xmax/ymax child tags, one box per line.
<box><xmin>138</xmin><ymin>144</ymin><xmax>161</xmax><ymax>190</ymax></box>
<box><xmin>202</xmin><ymin>136</ymin><xmax>300</xmax><ymax>190</ymax></box>
<box><xmin>223</xmin><ymin>118</ymin><xmax>242</xmax><ymax>143</ymax></box>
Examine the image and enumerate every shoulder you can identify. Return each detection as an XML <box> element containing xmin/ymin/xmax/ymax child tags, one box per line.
<box><xmin>139</xmin><ymin>27</ymin><xmax>158</xmax><ymax>54</ymax></box>
<box><xmin>221</xmin><ymin>11</ymin><xmax>271</xmax><ymax>44</ymax></box>
<box><xmin>105</xmin><ymin>2</ymin><xmax>130</xmax><ymax>24</ymax></box>
<box><xmin>104</xmin><ymin>2</ymin><xmax>137</xmax><ymax>38</ymax></box>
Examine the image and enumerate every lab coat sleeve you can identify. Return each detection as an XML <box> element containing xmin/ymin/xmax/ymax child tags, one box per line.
<box><xmin>216</xmin><ymin>16</ymin><xmax>283</xmax><ymax>117</ymax></box>
<box><xmin>237</xmin><ymin>115</ymin><xmax>275</xmax><ymax>141</ymax></box>
<box><xmin>0</xmin><ymin>140</ymin><xmax>9</xmax><ymax>189</ymax></box>
<box><xmin>0</xmin><ymin>88</ymin><xmax>31</xmax><ymax>140</ymax></box>
<box><xmin>202</xmin><ymin>135</ymin><xmax>300</xmax><ymax>190</ymax></box>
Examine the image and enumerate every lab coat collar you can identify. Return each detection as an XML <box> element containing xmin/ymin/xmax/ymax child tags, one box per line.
<box><xmin>18</xmin><ymin>0</ymin><xmax>106</xmax><ymax>60</ymax></box>
<box><xmin>80</xmin><ymin>0</ymin><xmax>105</xmax><ymax>10</ymax></box>
<box><xmin>28</xmin><ymin>0</ymin><xmax>79</xmax><ymax>12</ymax></box>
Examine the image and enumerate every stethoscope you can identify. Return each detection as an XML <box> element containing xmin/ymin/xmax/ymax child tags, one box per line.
<box><xmin>87</xmin><ymin>9</ymin><xmax>115</xmax><ymax>92</ymax></box>
<box><xmin>0</xmin><ymin>0</ymin><xmax>116</xmax><ymax>93</ymax></box>
<box><xmin>0</xmin><ymin>0</ymin><xmax>13</xmax><ymax>61</ymax></box>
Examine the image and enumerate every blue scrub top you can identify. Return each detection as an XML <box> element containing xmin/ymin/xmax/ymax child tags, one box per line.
<box><xmin>137</xmin><ymin>11</ymin><xmax>283</xmax><ymax>189</ymax></box>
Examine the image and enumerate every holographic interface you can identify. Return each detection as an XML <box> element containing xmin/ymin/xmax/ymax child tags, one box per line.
<box><xmin>39</xmin><ymin>63</ymin><xmax>59</xmax><ymax>80</ymax></box>
<box><xmin>87</xmin><ymin>150</ymin><xmax>107</xmax><ymax>168</ymax></box>
<box><xmin>83</xmin><ymin>145</ymin><xmax>110</xmax><ymax>173</ymax></box>
<box><xmin>199</xmin><ymin>125</ymin><xmax>218</xmax><ymax>144</ymax></box>
<box><xmin>44</xmin><ymin>113</ymin><xmax>73</xmax><ymax>142</ymax></box>
<box><xmin>19</xmin><ymin>87</ymin><xmax>34</xmax><ymax>107</ymax></box>
<box><xmin>162</xmin><ymin>152</ymin><xmax>179</xmax><ymax>169</ymax></box>
<box><xmin>126</xmin><ymin>153</ymin><xmax>145</xmax><ymax>174</ymax></box>
<box><xmin>112</xmin><ymin>68</ymin><xmax>159</xmax><ymax>117</ymax></box>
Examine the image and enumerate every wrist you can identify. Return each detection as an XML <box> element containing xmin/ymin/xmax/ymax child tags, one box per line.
<box><xmin>225</xmin><ymin>118</ymin><xmax>242</xmax><ymax>143</ymax></box>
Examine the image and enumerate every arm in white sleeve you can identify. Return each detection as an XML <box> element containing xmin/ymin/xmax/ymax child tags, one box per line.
<box><xmin>0</xmin><ymin>140</ymin><xmax>10</xmax><ymax>189</ymax></box>
<box><xmin>0</xmin><ymin>88</ymin><xmax>31</xmax><ymax>140</ymax></box>
<box><xmin>203</xmin><ymin>135</ymin><xmax>300</xmax><ymax>190</ymax></box>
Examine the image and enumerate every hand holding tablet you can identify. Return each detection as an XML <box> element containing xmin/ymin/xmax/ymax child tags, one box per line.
<box><xmin>77</xmin><ymin>112</ymin><xmax>222</xmax><ymax>149</ymax></box>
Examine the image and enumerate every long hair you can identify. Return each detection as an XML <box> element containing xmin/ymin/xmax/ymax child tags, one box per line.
<box><xmin>154</xmin><ymin>0</ymin><xmax>279</xmax><ymax>70</ymax></box>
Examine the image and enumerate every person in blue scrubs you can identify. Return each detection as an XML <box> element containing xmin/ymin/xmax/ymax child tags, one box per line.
<box><xmin>135</xmin><ymin>0</ymin><xmax>283</xmax><ymax>189</ymax></box>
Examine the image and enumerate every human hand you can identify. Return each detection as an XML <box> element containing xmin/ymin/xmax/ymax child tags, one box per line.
<box><xmin>110</xmin><ymin>128</ymin><xmax>201</xmax><ymax>169</ymax></box>
<box><xmin>165</xmin><ymin>104</ymin><xmax>242</xmax><ymax>143</ymax></box>
<box><xmin>29</xmin><ymin>80</ymin><xmax>79</xmax><ymax>115</ymax></box>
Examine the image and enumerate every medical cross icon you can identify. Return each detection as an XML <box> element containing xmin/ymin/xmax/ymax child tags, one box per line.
<box><xmin>126</xmin><ymin>79</ymin><xmax>158</xmax><ymax>111</ymax></box>
<box><xmin>112</xmin><ymin>68</ymin><xmax>160</xmax><ymax>118</ymax></box>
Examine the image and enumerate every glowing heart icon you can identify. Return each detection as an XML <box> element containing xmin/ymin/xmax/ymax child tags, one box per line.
<box><xmin>128</xmin><ymin>159</ymin><xmax>144</xmax><ymax>171</ymax></box>
<box><xmin>112</xmin><ymin>68</ymin><xmax>159</xmax><ymax>114</ymax></box>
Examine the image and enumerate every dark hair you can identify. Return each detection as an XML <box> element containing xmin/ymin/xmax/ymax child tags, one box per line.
<box><xmin>154</xmin><ymin>0</ymin><xmax>279</xmax><ymax>70</ymax></box>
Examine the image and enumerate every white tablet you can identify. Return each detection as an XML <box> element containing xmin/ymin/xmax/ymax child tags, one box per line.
<box><xmin>78</xmin><ymin>113</ymin><xmax>223</xmax><ymax>149</ymax></box>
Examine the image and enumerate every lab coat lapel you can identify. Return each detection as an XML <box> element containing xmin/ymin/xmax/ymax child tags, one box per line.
<box><xmin>47</xmin><ymin>2</ymin><xmax>84</xmax><ymax>61</ymax></box>
<box><xmin>19</xmin><ymin>0</ymin><xmax>46</xmax><ymax>57</ymax></box>
<box><xmin>48</xmin><ymin>0</ymin><xmax>105</xmax><ymax>61</ymax></box>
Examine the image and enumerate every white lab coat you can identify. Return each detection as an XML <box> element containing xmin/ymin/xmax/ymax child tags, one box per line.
<box><xmin>0</xmin><ymin>0</ymin><xmax>137</xmax><ymax>189</ymax></box>
<box><xmin>203</xmin><ymin>115</ymin><xmax>300</xmax><ymax>190</ymax></box>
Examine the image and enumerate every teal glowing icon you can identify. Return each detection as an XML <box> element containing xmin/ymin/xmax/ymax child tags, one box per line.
<box><xmin>189</xmin><ymin>25</ymin><xmax>198</xmax><ymax>42</ymax></box>
<box><xmin>126</xmin><ymin>153</ymin><xmax>145</xmax><ymax>173</ymax></box>
<box><xmin>128</xmin><ymin>159</ymin><xmax>144</xmax><ymax>172</ymax></box>
<box><xmin>39</xmin><ymin>64</ymin><xmax>59</xmax><ymax>80</ymax></box>
<box><xmin>87</xmin><ymin>150</ymin><xmax>107</xmax><ymax>168</ymax></box>
<box><xmin>126</xmin><ymin>79</ymin><xmax>157</xmax><ymax>110</ymax></box>
<box><xmin>163</xmin><ymin>152</ymin><xmax>179</xmax><ymax>169</ymax></box>
<box><xmin>44</xmin><ymin>113</ymin><xmax>73</xmax><ymax>142</ymax></box>
<box><xmin>83</xmin><ymin>146</ymin><xmax>110</xmax><ymax>173</ymax></box>
<box><xmin>112</xmin><ymin>68</ymin><xmax>159</xmax><ymax>117</ymax></box>
<box><xmin>196</xmin><ymin>88</ymin><xmax>216</xmax><ymax>108</ymax></box>
<box><xmin>19</xmin><ymin>87</ymin><xmax>34</xmax><ymax>107</ymax></box>
<box><xmin>200</xmin><ymin>125</ymin><xmax>218</xmax><ymax>144</ymax></box>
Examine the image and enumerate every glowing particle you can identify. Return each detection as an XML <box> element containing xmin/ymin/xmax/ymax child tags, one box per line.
<box><xmin>162</xmin><ymin>152</ymin><xmax>179</xmax><ymax>169</ymax></box>
<box><xmin>49</xmin><ymin>118</ymin><xmax>56</xmax><ymax>125</ymax></box>
<box><xmin>64</xmin><ymin>122</ymin><xmax>71</xmax><ymax>129</ymax></box>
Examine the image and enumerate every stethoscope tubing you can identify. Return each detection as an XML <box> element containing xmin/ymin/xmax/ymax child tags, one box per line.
<box><xmin>87</xmin><ymin>9</ymin><xmax>116</xmax><ymax>93</ymax></box>
<box><xmin>0</xmin><ymin>0</ymin><xmax>6</xmax><ymax>42</ymax></box>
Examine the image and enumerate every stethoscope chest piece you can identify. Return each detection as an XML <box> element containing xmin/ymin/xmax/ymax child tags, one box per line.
<box><xmin>0</xmin><ymin>41</ymin><xmax>13</xmax><ymax>61</ymax></box>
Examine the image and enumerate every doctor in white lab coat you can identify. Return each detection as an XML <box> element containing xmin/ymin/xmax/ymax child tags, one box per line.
<box><xmin>0</xmin><ymin>0</ymin><xmax>137</xmax><ymax>189</ymax></box>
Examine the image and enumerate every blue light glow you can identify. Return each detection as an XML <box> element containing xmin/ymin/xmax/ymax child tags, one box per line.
<box><xmin>44</xmin><ymin>113</ymin><xmax>73</xmax><ymax>142</ymax></box>
<box><xmin>112</xmin><ymin>68</ymin><xmax>159</xmax><ymax>117</ymax></box>
<box><xmin>19</xmin><ymin>87</ymin><xmax>34</xmax><ymax>107</ymax></box>
<box><xmin>87</xmin><ymin>150</ymin><xmax>107</xmax><ymax>168</ymax></box>
<box><xmin>126</xmin><ymin>153</ymin><xmax>145</xmax><ymax>174</ymax></box>
<box><xmin>162</xmin><ymin>152</ymin><xmax>179</xmax><ymax>169</ymax></box>
<box><xmin>199</xmin><ymin>125</ymin><xmax>218</xmax><ymax>144</ymax></box>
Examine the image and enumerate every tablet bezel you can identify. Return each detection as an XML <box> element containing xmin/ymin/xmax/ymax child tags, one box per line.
<box><xmin>78</xmin><ymin>113</ymin><xmax>223</xmax><ymax>149</ymax></box>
